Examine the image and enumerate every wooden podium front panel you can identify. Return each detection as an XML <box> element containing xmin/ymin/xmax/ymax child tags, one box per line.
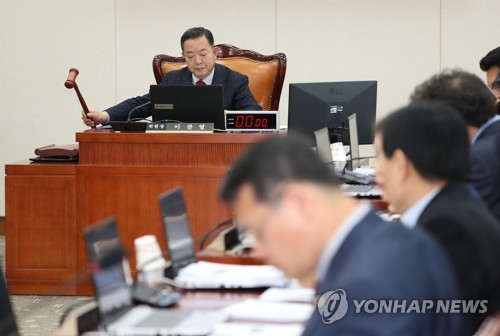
<box><xmin>76</xmin><ymin>167</ymin><xmax>231</xmax><ymax>279</ymax></box>
<box><xmin>76</xmin><ymin>130</ymin><xmax>271</xmax><ymax>167</ymax></box>
<box><xmin>5</xmin><ymin>172</ymin><xmax>77</xmax><ymax>295</ymax></box>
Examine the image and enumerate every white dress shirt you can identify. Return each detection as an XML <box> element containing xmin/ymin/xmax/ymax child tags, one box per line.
<box><xmin>192</xmin><ymin>68</ymin><xmax>215</xmax><ymax>85</ymax></box>
<box><xmin>400</xmin><ymin>188</ymin><xmax>441</xmax><ymax>228</ymax></box>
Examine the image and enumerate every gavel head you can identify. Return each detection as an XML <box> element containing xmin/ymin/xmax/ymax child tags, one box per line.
<box><xmin>64</xmin><ymin>68</ymin><xmax>79</xmax><ymax>89</ymax></box>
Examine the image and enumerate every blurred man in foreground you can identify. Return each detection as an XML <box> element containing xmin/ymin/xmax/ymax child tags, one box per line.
<box><xmin>220</xmin><ymin>135</ymin><xmax>462</xmax><ymax>335</ymax></box>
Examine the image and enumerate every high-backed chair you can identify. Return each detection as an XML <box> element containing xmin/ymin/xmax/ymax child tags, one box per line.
<box><xmin>152</xmin><ymin>44</ymin><xmax>287</xmax><ymax>111</ymax></box>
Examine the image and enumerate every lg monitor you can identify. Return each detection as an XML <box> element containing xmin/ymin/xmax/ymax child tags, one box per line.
<box><xmin>288</xmin><ymin>81</ymin><xmax>377</xmax><ymax>145</ymax></box>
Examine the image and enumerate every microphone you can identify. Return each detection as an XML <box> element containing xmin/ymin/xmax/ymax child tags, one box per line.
<box><xmin>64</xmin><ymin>68</ymin><xmax>95</xmax><ymax>129</ymax></box>
<box><xmin>342</xmin><ymin>155</ymin><xmax>376</xmax><ymax>174</ymax></box>
<box><xmin>337</xmin><ymin>156</ymin><xmax>376</xmax><ymax>185</ymax></box>
<box><xmin>198</xmin><ymin>218</ymin><xmax>233</xmax><ymax>250</ymax></box>
<box><xmin>127</xmin><ymin>101</ymin><xmax>151</xmax><ymax>122</ymax></box>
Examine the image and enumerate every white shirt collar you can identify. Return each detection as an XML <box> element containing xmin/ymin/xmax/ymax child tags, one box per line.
<box><xmin>316</xmin><ymin>201</ymin><xmax>372</xmax><ymax>282</ymax></box>
<box><xmin>400</xmin><ymin>187</ymin><xmax>441</xmax><ymax>228</ymax></box>
<box><xmin>192</xmin><ymin>68</ymin><xmax>215</xmax><ymax>85</ymax></box>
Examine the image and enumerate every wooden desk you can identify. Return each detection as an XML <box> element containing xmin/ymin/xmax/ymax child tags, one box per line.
<box><xmin>5</xmin><ymin>130</ymin><xmax>273</xmax><ymax>295</ymax></box>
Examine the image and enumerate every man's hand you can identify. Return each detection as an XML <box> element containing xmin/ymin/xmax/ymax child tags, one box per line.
<box><xmin>82</xmin><ymin>110</ymin><xmax>108</xmax><ymax>127</ymax></box>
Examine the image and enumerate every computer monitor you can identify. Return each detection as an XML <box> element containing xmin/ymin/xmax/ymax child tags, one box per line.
<box><xmin>288</xmin><ymin>81</ymin><xmax>377</xmax><ymax>145</ymax></box>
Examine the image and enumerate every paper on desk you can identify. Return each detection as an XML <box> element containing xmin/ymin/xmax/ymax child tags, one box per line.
<box><xmin>222</xmin><ymin>299</ymin><xmax>314</xmax><ymax>323</ymax></box>
<box><xmin>259</xmin><ymin>287</ymin><xmax>315</xmax><ymax>303</ymax></box>
<box><xmin>176</xmin><ymin>261</ymin><xmax>288</xmax><ymax>288</ymax></box>
<box><xmin>353</xmin><ymin>166</ymin><xmax>375</xmax><ymax>176</ymax></box>
<box><xmin>209</xmin><ymin>322</ymin><xmax>304</xmax><ymax>336</ymax></box>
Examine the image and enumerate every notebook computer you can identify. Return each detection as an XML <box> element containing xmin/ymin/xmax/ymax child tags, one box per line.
<box><xmin>314</xmin><ymin>121</ymin><xmax>381</xmax><ymax>198</ymax></box>
<box><xmin>158</xmin><ymin>187</ymin><xmax>288</xmax><ymax>289</ymax></box>
<box><xmin>150</xmin><ymin>85</ymin><xmax>225</xmax><ymax>130</ymax></box>
<box><xmin>84</xmin><ymin>217</ymin><xmax>181</xmax><ymax>308</ymax></box>
<box><xmin>88</xmin><ymin>245</ymin><xmax>227</xmax><ymax>335</ymax></box>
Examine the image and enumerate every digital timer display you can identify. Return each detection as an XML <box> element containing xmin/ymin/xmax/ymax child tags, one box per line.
<box><xmin>225</xmin><ymin>111</ymin><xmax>279</xmax><ymax>131</ymax></box>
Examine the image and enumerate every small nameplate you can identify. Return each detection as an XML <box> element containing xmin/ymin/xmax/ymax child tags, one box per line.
<box><xmin>146</xmin><ymin>122</ymin><xmax>214</xmax><ymax>133</ymax></box>
<box><xmin>154</xmin><ymin>103</ymin><xmax>174</xmax><ymax>110</ymax></box>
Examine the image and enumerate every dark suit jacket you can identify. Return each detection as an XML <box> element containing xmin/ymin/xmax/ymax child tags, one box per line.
<box><xmin>106</xmin><ymin>63</ymin><xmax>261</xmax><ymax>121</ymax></box>
<box><xmin>468</xmin><ymin>120</ymin><xmax>500</xmax><ymax>224</ymax></box>
<box><xmin>301</xmin><ymin>209</ymin><xmax>463</xmax><ymax>336</ymax></box>
<box><xmin>418</xmin><ymin>182</ymin><xmax>500</xmax><ymax>334</ymax></box>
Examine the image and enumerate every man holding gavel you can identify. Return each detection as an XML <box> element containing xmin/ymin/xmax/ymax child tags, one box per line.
<box><xmin>82</xmin><ymin>27</ymin><xmax>261</xmax><ymax>127</ymax></box>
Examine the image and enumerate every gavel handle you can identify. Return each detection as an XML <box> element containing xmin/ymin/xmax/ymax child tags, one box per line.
<box><xmin>65</xmin><ymin>68</ymin><xmax>95</xmax><ymax>128</ymax></box>
<box><xmin>76</xmin><ymin>84</ymin><xmax>96</xmax><ymax>129</ymax></box>
<box><xmin>73</xmin><ymin>84</ymin><xmax>91</xmax><ymax>117</ymax></box>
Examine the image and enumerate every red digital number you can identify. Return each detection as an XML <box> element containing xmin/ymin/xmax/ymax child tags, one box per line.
<box><xmin>233</xmin><ymin>114</ymin><xmax>270</xmax><ymax>129</ymax></box>
<box><xmin>235</xmin><ymin>115</ymin><xmax>244</xmax><ymax>128</ymax></box>
<box><xmin>245</xmin><ymin>115</ymin><xmax>254</xmax><ymax>128</ymax></box>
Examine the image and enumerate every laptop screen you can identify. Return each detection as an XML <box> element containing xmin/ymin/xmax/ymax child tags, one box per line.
<box><xmin>150</xmin><ymin>85</ymin><xmax>225</xmax><ymax>130</ymax></box>
<box><xmin>91</xmin><ymin>256</ymin><xmax>133</xmax><ymax>326</ymax></box>
<box><xmin>84</xmin><ymin>217</ymin><xmax>121</xmax><ymax>263</ymax></box>
<box><xmin>158</xmin><ymin>187</ymin><xmax>196</xmax><ymax>275</ymax></box>
<box><xmin>84</xmin><ymin>217</ymin><xmax>134</xmax><ymax>325</ymax></box>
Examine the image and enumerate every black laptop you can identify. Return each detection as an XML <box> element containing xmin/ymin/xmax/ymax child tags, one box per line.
<box><xmin>150</xmin><ymin>85</ymin><xmax>225</xmax><ymax>130</ymax></box>
<box><xmin>158</xmin><ymin>187</ymin><xmax>288</xmax><ymax>289</ymax></box>
<box><xmin>88</xmin><ymin>246</ymin><xmax>226</xmax><ymax>335</ymax></box>
<box><xmin>84</xmin><ymin>217</ymin><xmax>180</xmax><ymax>308</ymax></box>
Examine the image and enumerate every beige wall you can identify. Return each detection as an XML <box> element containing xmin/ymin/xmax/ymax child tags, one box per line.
<box><xmin>0</xmin><ymin>0</ymin><xmax>498</xmax><ymax>215</ymax></box>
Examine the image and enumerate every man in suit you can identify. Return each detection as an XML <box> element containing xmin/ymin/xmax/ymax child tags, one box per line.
<box><xmin>220</xmin><ymin>136</ymin><xmax>462</xmax><ymax>335</ymax></box>
<box><xmin>410</xmin><ymin>69</ymin><xmax>500</xmax><ymax>224</ymax></box>
<box><xmin>374</xmin><ymin>101</ymin><xmax>500</xmax><ymax>335</ymax></box>
<box><xmin>82</xmin><ymin>27</ymin><xmax>261</xmax><ymax>127</ymax></box>
<box><xmin>480</xmin><ymin>46</ymin><xmax>500</xmax><ymax>102</ymax></box>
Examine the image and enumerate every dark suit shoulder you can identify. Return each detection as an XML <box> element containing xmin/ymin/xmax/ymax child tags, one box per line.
<box><xmin>214</xmin><ymin>63</ymin><xmax>249</xmax><ymax>83</ymax></box>
<box><xmin>323</xmin><ymin>210</ymin><xmax>456</xmax><ymax>294</ymax></box>
<box><xmin>418</xmin><ymin>183</ymin><xmax>500</xmax><ymax>330</ymax></box>
<box><xmin>310</xmin><ymin>211</ymin><xmax>462</xmax><ymax>336</ymax></box>
<box><xmin>469</xmin><ymin>121</ymin><xmax>500</xmax><ymax>214</ymax></box>
<box><xmin>419</xmin><ymin>183</ymin><xmax>500</xmax><ymax>235</ymax></box>
<box><xmin>162</xmin><ymin>66</ymin><xmax>191</xmax><ymax>85</ymax></box>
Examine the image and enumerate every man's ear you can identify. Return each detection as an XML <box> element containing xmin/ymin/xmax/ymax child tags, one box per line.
<box><xmin>212</xmin><ymin>46</ymin><xmax>219</xmax><ymax>58</ymax></box>
<box><xmin>283</xmin><ymin>185</ymin><xmax>317</xmax><ymax>223</ymax></box>
<box><xmin>392</xmin><ymin>148</ymin><xmax>412</xmax><ymax>182</ymax></box>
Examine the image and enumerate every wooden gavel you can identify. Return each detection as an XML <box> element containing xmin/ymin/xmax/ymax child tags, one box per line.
<box><xmin>65</xmin><ymin>68</ymin><xmax>95</xmax><ymax>128</ymax></box>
